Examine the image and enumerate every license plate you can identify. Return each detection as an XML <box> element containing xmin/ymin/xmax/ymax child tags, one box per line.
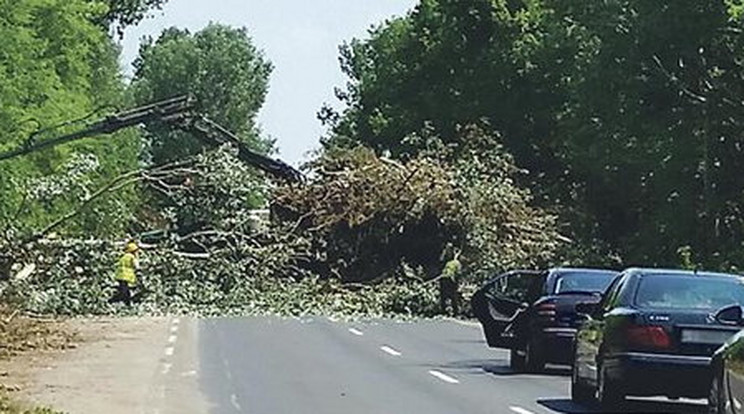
<box><xmin>681</xmin><ymin>329</ymin><xmax>736</xmax><ymax>345</ymax></box>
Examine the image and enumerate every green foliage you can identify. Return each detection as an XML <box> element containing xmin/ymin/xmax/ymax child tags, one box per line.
<box><xmin>140</xmin><ymin>146</ymin><xmax>268</xmax><ymax>235</ymax></box>
<box><xmin>90</xmin><ymin>0</ymin><xmax>169</xmax><ymax>36</ymax></box>
<box><xmin>0</xmin><ymin>0</ymin><xmax>140</xmax><ymax>239</ymax></box>
<box><xmin>131</xmin><ymin>23</ymin><xmax>274</xmax><ymax>165</ymax></box>
<box><xmin>547</xmin><ymin>0</ymin><xmax>744</xmax><ymax>268</ymax></box>
<box><xmin>327</xmin><ymin>0</ymin><xmax>744</xmax><ymax>270</ymax></box>
<box><xmin>2</xmin><ymin>234</ymin><xmax>443</xmax><ymax>319</ymax></box>
<box><xmin>276</xmin><ymin>128</ymin><xmax>562</xmax><ymax>283</ymax></box>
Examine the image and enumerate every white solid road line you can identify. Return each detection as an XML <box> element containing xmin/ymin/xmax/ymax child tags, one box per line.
<box><xmin>348</xmin><ymin>328</ymin><xmax>364</xmax><ymax>336</ymax></box>
<box><xmin>428</xmin><ymin>370</ymin><xmax>460</xmax><ymax>384</ymax></box>
<box><xmin>509</xmin><ymin>406</ymin><xmax>536</xmax><ymax>414</ymax></box>
<box><xmin>380</xmin><ymin>345</ymin><xmax>402</xmax><ymax>356</ymax></box>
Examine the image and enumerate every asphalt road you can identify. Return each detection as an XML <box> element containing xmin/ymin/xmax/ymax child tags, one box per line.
<box><xmin>196</xmin><ymin>317</ymin><xmax>709</xmax><ymax>414</ymax></box>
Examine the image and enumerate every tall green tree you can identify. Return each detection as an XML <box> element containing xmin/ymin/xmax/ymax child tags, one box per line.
<box><xmin>91</xmin><ymin>0</ymin><xmax>169</xmax><ymax>36</ymax></box>
<box><xmin>327</xmin><ymin>0</ymin><xmax>744</xmax><ymax>268</ymax></box>
<box><xmin>0</xmin><ymin>0</ymin><xmax>140</xmax><ymax>237</ymax></box>
<box><xmin>549</xmin><ymin>0</ymin><xmax>744</xmax><ymax>267</ymax></box>
<box><xmin>131</xmin><ymin>23</ymin><xmax>274</xmax><ymax>165</ymax></box>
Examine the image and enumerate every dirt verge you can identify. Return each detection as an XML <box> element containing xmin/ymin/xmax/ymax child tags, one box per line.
<box><xmin>0</xmin><ymin>316</ymin><xmax>176</xmax><ymax>414</ymax></box>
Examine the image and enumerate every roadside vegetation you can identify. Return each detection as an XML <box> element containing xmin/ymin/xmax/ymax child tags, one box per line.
<box><xmin>4</xmin><ymin>3</ymin><xmax>744</xmax><ymax>413</ymax></box>
<box><xmin>3</xmin><ymin>0</ymin><xmax>744</xmax><ymax>408</ymax></box>
<box><xmin>1</xmin><ymin>0</ymin><xmax>744</xmax><ymax>331</ymax></box>
<box><xmin>0</xmin><ymin>397</ymin><xmax>61</xmax><ymax>414</ymax></box>
<box><xmin>0</xmin><ymin>305</ymin><xmax>72</xmax><ymax>413</ymax></box>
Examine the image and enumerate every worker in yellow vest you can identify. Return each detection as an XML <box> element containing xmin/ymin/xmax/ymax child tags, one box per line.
<box><xmin>439</xmin><ymin>246</ymin><xmax>462</xmax><ymax>316</ymax></box>
<box><xmin>109</xmin><ymin>241</ymin><xmax>140</xmax><ymax>306</ymax></box>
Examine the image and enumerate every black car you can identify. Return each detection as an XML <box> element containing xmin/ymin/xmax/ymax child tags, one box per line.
<box><xmin>471</xmin><ymin>267</ymin><xmax>618</xmax><ymax>372</ymax></box>
<box><xmin>709</xmin><ymin>306</ymin><xmax>744</xmax><ymax>414</ymax></box>
<box><xmin>572</xmin><ymin>268</ymin><xmax>744</xmax><ymax>409</ymax></box>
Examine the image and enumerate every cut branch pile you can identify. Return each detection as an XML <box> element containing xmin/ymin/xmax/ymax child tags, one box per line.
<box><xmin>0</xmin><ymin>129</ymin><xmax>565</xmax><ymax>318</ymax></box>
<box><xmin>274</xmin><ymin>126</ymin><xmax>564</xmax><ymax>283</ymax></box>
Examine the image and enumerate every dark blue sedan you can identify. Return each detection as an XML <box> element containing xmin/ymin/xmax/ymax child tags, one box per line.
<box><xmin>572</xmin><ymin>268</ymin><xmax>744</xmax><ymax>409</ymax></box>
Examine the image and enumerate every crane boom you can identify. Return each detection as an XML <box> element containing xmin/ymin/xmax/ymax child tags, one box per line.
<box><xmin>0</xmin><ymin>95</ymin><xmax>303</xmax><ymax>183</ymax></box>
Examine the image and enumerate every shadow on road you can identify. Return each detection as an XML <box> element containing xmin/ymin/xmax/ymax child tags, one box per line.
<box><xmin>483</xmin><ymin>364</ymin><xmax>569</xmax><ymax>377</ymax></box>
<box><xmin>538</xmin><ymin>397</ymin><xmax>707</xmax><ymax>414</ymax></box>
<box><xmin>446</xmin><ymin>339</ymin><xmax>487</xmax><ymax>344</ymax></box>
<box><xmin>433</xmin><ymin>359</ymin><xmax>570</xmax><ymax>377</ymax></box>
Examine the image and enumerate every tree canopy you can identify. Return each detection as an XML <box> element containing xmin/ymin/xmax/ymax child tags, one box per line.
<box><xmin>325</xmin><ymin>0</ymin><xmax>744</xmax><ymax>269</ymax></box>
<box><xmin>131</xmin><ymin>23</ymin><xmax>274</xmax><ymax>165</ymax></box>
<box><xmin>92</xmin><ymin>0</ymin><xmax>169</xmax><ymax>35</ymax></box>
<box><xmin>0</xmin><ymin>0</ymin><xmax>140</xmax><ymax>238</ymax></box>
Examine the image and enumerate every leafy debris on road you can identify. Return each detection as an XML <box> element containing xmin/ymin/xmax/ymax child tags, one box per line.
<box><xmin>0</xmin><ymin>130</ymin><xmax>562</xmax><ymax>319</ymax></box>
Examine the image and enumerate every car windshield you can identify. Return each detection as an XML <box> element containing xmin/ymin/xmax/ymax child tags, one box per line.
<box><xmin>635</xmin><ymin>274</ymin><xmax>744</xmax><ymax>310</ymax></box>
<box><xmin>553</xmin><ymin>272</ymin><xmax>615</xmax><ymax>294</ymax></box>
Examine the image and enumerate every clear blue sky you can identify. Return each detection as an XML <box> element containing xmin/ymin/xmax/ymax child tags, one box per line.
<box><xmin>120</xmin><ymin>0</ymin><xmax>417</xmax><ymax>166</ymax></box>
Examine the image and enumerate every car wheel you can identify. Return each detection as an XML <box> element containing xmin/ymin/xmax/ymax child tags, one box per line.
<box><xmin>598</xmin><ymin>364</ymin><xmax>624</xmax><ymax>410</ymax></box>
<box><xmin>524</xmin><ymin>339</ymin><xmax>545</xmax><ymax>373</ymax></box>
<box><xmin>510</xmin><ymin>348</ymin><xmax>526</xmax><ymax>372</ymax></box>
<box><xmin>708</xmin><ymin>371</ymin><xmax>726</xmax><ymax>414</ymax></box>
<box><xmin>570</xmin><ymin>358</ymin><xmax>594</xmax><ymax>404</ymax></box>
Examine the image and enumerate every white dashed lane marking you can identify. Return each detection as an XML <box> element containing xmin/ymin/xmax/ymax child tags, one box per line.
<box><xmin>380</xmin><ymin>345</ymin><xmax>402</xmax><ymax>356</ymax></box>
<box><xmin>509</xmin><ymin>406</ymin><xmax>536</xmax><ymax>414</ymax></box>
<box><xmin>428</xmin><ymin>370</ymin><xmax>459</xmax><ymax>384</ymax></box>
<box><xmin>348</xmin><ymin>328</ymin><xmax>364</xmax><ymax>336</ymax></box>
<box><xmin>160</xmin><ymin>318</ymin><xmax>182</xmax><ymax>376</ymax></box>
<box><xmin>230</xmin><ymin>394</ymin><xmax>242</xmax><ymax>411</ymax></box>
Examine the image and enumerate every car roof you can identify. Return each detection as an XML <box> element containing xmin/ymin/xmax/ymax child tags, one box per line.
<box><xmin>624</xmin><ymin>267</ymin><xmax>743</xmax><ymax>279</ymax></box>
<box><xmin>502</xmin><ymin>268</ymin><xmax>618</xmax><ymax>276</ymax></box>
<box><xmin>548</xmin><ymin>267</ymin><xmax>619</xmax><ymax>275</ymax></box>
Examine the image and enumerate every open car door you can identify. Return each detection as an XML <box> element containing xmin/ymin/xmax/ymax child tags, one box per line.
<box><xmin>471</xmin><ymin>270</ymin><xmax>543</xmax><ymax>349</ymax></box>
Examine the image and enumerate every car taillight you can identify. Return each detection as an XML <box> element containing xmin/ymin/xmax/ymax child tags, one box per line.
<box><xmin>537</xmin><ymin>303</ymin><xmax>556</xmax><ymax>321</ymax></box>
<box><xmin>626</xmin><ymin>325</ymin><xmax>671</xmax><ymax>350</ymax></box>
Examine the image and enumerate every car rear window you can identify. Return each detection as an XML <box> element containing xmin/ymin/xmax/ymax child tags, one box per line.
<box><xmin>553</xmin><ymin>272</ymin><xmax>616</xmax><ymax>294</ymax></box>
<box><xmin>635</xmin><ymin>274</ymin><xmax>744</xmax><ymax>310</ymax></box>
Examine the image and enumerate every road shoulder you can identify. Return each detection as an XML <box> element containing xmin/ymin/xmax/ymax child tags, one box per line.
<box><xmin>1</xmin><ymin>316</ymin><xmax>206</xmax><ymax>414</ymax></box>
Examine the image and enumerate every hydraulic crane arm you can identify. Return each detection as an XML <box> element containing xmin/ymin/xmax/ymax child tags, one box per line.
<box><xmin>183</xmin><ymin>115</ymin><xmax>304</xmax><ymax>183</ymax></box>
<box><xmin>0</xmin><ymin>95</ymin><xmax>303</xmax><ymax>183</ymax></box>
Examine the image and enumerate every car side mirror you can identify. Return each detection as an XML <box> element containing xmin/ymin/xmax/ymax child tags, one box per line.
<box><xmin>715</xmin><ymin>304</ymin><xmax>743</xmax><ymax>326</ymax></box>
<box><xmin>576</xmin><ymin>302</ymin><xmax>599</xmax><ymax>317</ymax></box>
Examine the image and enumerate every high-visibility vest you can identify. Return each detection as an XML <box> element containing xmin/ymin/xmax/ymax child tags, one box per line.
<box><xmin>115</xmin><ymin>252</ymin><xmax>137</xmax><ymax>286</ymax></box>
<box><xmin>441</xmin><ymin>259</ymin><xmax>462</xmax><ymax>280</ymax></box>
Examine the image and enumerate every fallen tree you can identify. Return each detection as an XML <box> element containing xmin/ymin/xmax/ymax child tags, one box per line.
<box><xmin>0</xmin><ymin>127</ymin><xmax>565</xmax><ymax>318</ymax></box>
<box><xmin>275</xmin><ymin>125</ymin><xmax>564</xmax><ymax>283</ymax></box>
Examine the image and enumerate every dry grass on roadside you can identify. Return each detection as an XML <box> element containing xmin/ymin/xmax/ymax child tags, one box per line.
<box><xmin>0</xmin><ymin>306</ymin><xmax>77</xmax><ymax>360</ymax></box>
<box><xmin>0</xmin><ymin>393</ymin><xmax>63</xmax><ymax>414</ymax></box>
<box><xmin>0</xmin><ymin>306</ymin><xmax>75</xmax><ymax>414</ymax></box>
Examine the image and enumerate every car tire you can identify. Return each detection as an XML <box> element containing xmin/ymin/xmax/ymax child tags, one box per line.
<box><xmin>510</xmin><ymin>348</ymin><xmax>526</xmax><ymax>372</ymax></box>
<box><xmin>524</xmin><ymin>339</ymin><xmax>545</xmax><ymax>373</ymax></box>
<box><xmin>708</xmin><ymin>370</ymin><xmax>726</xmax><ymax>414</ymax></box>
<box><xmin>571</xmin><ymin>350</ymin><xmax>594</xmax><ymax>404</ymax></box>
<box><xmin>598</xmin><ymin>364</ymin><xmax>624</xmax><ymax>410</ymax></box>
